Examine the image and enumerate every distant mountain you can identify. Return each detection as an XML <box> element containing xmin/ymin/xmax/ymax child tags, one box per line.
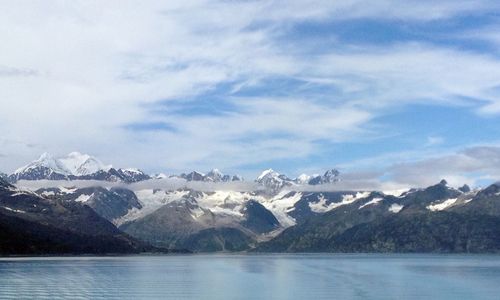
<box><xmin>0</xmin><ymin>177</ymin><xmax>157</xmax><ymax>255</ymax></box>
<box><xmin>9</xmin><ymin>152</ymin><xmax>150</xmax><ymax>183</ymax></box>
<box><xmin>71</xmin><ymin>168</ymin><xmax>150</xmax><ymax>183</ymax></box>
<box><xmin>255</xmin><ymin>169</ymin><xmax>293</xmax><ymax>192</ymax></box>
<box><xmin>176</xmin><ymin>169</ymin><xmax>243</xmax><ymax>183</ymax></box>
<box><xmin>9</xmin><ymin>154</ymin><xmax>345</xmax><ymax>192</ymax></box>
<box><xmin>307</xmin><ymin>169</ymin><xmax>340</xmax><ymax>185</ymax></box>
<box><xmin>255</xmin><ymin>168</ymin><xmax>340</xmax><ymax>191</ymax></box>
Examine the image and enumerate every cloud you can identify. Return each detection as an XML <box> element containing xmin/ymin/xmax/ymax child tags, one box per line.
<box><xmin>15</xmin><ymin>178</ymin><xmax>261</xmax><ymax>192</ymax></box>
<box><xmin>387</xmin><ymin>146</ymin><xmax>500</xmax><ymax>187</ymax></box>
<box><xmin>0</xmin><ymin>0</ymin><xmax>499</xmax><ymax>180</ymax></box>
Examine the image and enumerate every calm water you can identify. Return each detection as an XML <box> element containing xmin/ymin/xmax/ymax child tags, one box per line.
<box><xmin>1</xmin><ymin>254</ymin><xmax>500</xmax><ymax>299</ymax></box>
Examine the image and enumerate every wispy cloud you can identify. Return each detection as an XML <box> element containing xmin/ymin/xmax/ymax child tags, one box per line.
<box><xmin>0</xmin><ymin>0</ymin><xmax>500</xmax><ymax>184</ymax></box>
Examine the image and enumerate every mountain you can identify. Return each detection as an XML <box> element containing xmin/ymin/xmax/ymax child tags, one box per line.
<box><xmin>117</xmin><ymin>190</ymin><xmax>279</xmax><ymax>252</ymax></box>
<box><xmin>307</xmin><ymin>169</ymin><xmax>340</xmax><ymax>185</ymax></box>
<box><xmin>294</xmin><ymin>174</ymin><xmax>312</xmax><ymax>184</ymax></box>
<box><xmin>10</xmin><ymin>152</ymin><xmax>70</xmax><ymax>181</ymax></box>
<box><xmin>37</xmin><ymin>186</ymin><xmax>143</xmax><ymax>223</ymax></box>
<box><xmin>0</xmin><ymin>177</ymin><xmax>158</xmax><ymax>255</ymax></box>
<box><xmin>255</xmin><ymin>169</ymin><xmax>294</xmax><ymax>192</ymax></box>
<box><xmin>10</xmin><ymin>154</ymin><xmax>346</xmax><ymax>191</ymax></box>
<box><xmin>254</xmin><ymin>180</ymin><xmax>500</xmax><ymax>253</ymax></box>
<box><xmin>59</xmin><ymin>151</ymin><xmax>111</xmax><ymax>176</ymax></box>
<box><xmin>255</xmin><ymin>168</ymin><xmax>340</xmax><ymax>191</ymax></box>
<box><xmin>9</xmin><ymin>152</ymin><xmax>150</xmax><ymax>183</ymax></box>
<box><xmin>177</xmin><ymin>169</ymin><xmax>243</xmax><ymax>183</ymax></box>
<box><xmin>71</xmin><ymin>168</ymin><xmax>150</xmax><ymax>183</ymax></box>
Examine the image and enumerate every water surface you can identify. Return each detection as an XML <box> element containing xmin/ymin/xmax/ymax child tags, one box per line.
<box><xmin>1</xmin><ymin>254</ymin><xmax>499</xmax><ymax>299</ymax></box>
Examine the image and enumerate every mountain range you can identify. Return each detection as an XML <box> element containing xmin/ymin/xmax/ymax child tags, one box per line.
<box><xmin>3</xmin><ymin>152</ymin><xmax>500</xmax><ymax>254</ymax></box>
<box><xmin>5</xmin><ymin>152</ymin><xmax>339</xmax><ymax>189</ymax></box>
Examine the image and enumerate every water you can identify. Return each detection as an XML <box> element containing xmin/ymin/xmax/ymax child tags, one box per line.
<box><xmin>0</xmin><ymin>254</ymin><xmax>499</xmax><ymax>299</ymax></box>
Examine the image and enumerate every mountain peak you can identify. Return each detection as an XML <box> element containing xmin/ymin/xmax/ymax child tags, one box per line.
<box><xmin>59</xmin><ymin>152</ymin><xmax>111</xmax><ymax>176</ymax></box>
<box><xmin>295</xmin><ymin>173</ymin><xmax>311</xmax><ymax>184</ymax></box>
<box><xmin>257</xmin><ymin>169</ymin><xmax>278</xmax><ymax>181</ymax></box>
<box><xmin>256</xmin><ymin>169</ymin><xmax>292</xmax><ymax>192</ymax></box>
<box><xmin>9</xmin><ymin>152</ymin><xmax>139</xmax><ymax>182</ymax></box>
<box><xmin>14</xmin><ymin>152</ymin><xmax>69</xmax><ymax>175</ymax></box>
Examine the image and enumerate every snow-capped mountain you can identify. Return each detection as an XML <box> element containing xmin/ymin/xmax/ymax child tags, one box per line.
<box><xmin>177</xmin><ymin>169</ymin><xmax>243</xmax><ymax>182</ymax></box>
<box><xmin>9</xmin><ymin>152</ymin><xmax>150</xmax><ymax>183</ymax></box>
<box><xmin>255</xmin><ymin>169</ymin><xmax>294</xmax><ymax>192</ymax></box>
<box><xmin>58</xmin><ymin>152</ymin><xmax>111</xmax><ymax>176</ymax></box>
<box><xmin>294</xmin><ymin>173</ymin><xmax>313</xmax><ymax>184</ymax></box>
<box><xmin>308</xmin><ymin>169</ymin><xmax>340</xmax><ymax>185</ymax></box>
<box><xmin>11</xmin><ymin>152</ymin><xmax>72</xmax><ymax>181</ymax></box>
<box><xmin>13</xmin><ymin>152</ymin><xmax>108</xmax><ymax>178</ymax></box>
<box><xmin>9</xmin><ymin>153</ymin><xmax>339</xmax><ymax>189</ymax></box>
<box><xmin>255</xmin><ymin>168</ymin><xmax>340</xmax><ymax>190</ymax></box>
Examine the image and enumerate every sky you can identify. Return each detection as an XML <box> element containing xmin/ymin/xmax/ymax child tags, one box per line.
<box><xmin>1</xmin><ymin>0</ymin><xmax>500</xmax><ymax>188</ymax></box>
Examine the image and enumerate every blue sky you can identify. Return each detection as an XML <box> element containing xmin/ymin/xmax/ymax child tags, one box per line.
<box><xmin>1</xmin><ymin>1</ymin><xmax>500</xmax><ymax>188</ymax></box>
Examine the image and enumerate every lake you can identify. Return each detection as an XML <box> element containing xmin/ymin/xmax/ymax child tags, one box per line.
<box><xmin>0</xmin><ymin>254</ymin><xmax>499</xmax><ymax>299</ymax></box>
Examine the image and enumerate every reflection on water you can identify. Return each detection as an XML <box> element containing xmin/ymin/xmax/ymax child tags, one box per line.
<box><xmin>1</xmin><ymin>254</ymin><xmax>500</xmax><ymax>299</ymax></box>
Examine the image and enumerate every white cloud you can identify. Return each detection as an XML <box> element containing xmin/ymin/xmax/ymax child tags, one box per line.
<box><xmin>0</xmin><ymin>0</ymin><xmax>499</xmax><ymax>179</ymax></box>
<box><xmin>387</xmin><ymin>146</ymin><xmax>500</xmax><ymax>187</ymax></box>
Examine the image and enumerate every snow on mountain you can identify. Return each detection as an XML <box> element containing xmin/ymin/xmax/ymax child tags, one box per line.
<box><xmin>259</xmin><ymin>191</ymin><xmax>303</xmax><ymax>227</ymax></box>
<box><xmin>10</xmin><ymin>152</ymin><xmax>148</xmax><ymax>182</ymax></box>
<box><xmin>205</xmin><ymin>169</ymin><xmax>224</xmax><ymax>182</ymax></box>
<box><xmin>59</xmin><ymin>152</ymin><xmax>111</xmax><ymax>176</ymax></box>
<box><xmin>116</xmin><ymin>168</ymin><xmax>150</xmax><ymax>182</ymax></box>
<box><xmin>14</xmin><ymin>152</ymin><xmax>108</xmax><ymax>177</ymax></box>
<box><xmin>256</xmin><ymin>169</ymin><xmax>294</xmax><ymax>192</ymax></box>
<box><xmin>179</xmin><ymin>169</ymin><xmax>243</xmax><ymax>182</ymax></box>
<box><xmin>257</xmin><ymin>168</ymin><xmax>340</xmax><ymax>190</ymax></box>
<box><xmin>14</xmin><ymin>152</ymin><xmax>70</xmax><ymax>176</ymax></box>
<box><xmin>309</xmin><ymin>191</ymin><xmax>370</xmax><ymax>213</ymax></box>
<box><xmin>388</xmin><ymin>203</ymin><xmax>404</xmax><ymax>213</ymax></box>
<box><xmin>294</xmin><ymin>174</ymin><xmax>312</xmax><ymax>184</ymax></box>
<box><xmin>427</xmin><ymin>198</ymin><xmax>459</xmax><ymax>211</ymax></box>
<box><xmin>358</xmin><ymin>197</ymin><xmax>384</xmax><ymax>209</ymax></box>
<box><xmin>308</xmin><ymin>169</ymin><xmax>340</xmax><ymax>185</ymax></box>
<box><xmin>116</xmin><ymin>189</ymin><xmax>191</xmax><ymax>226</ymax></box>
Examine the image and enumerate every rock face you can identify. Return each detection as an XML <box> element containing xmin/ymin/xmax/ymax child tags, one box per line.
<box><xmin>241</xmin><ymin>200</ymin><xmax>280</xmax><ymax>234</ymax></box>
<box><xmin>0</xmin><ymin>178</ymin><xmax>154</xmax><ymax>255</ymax></box>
